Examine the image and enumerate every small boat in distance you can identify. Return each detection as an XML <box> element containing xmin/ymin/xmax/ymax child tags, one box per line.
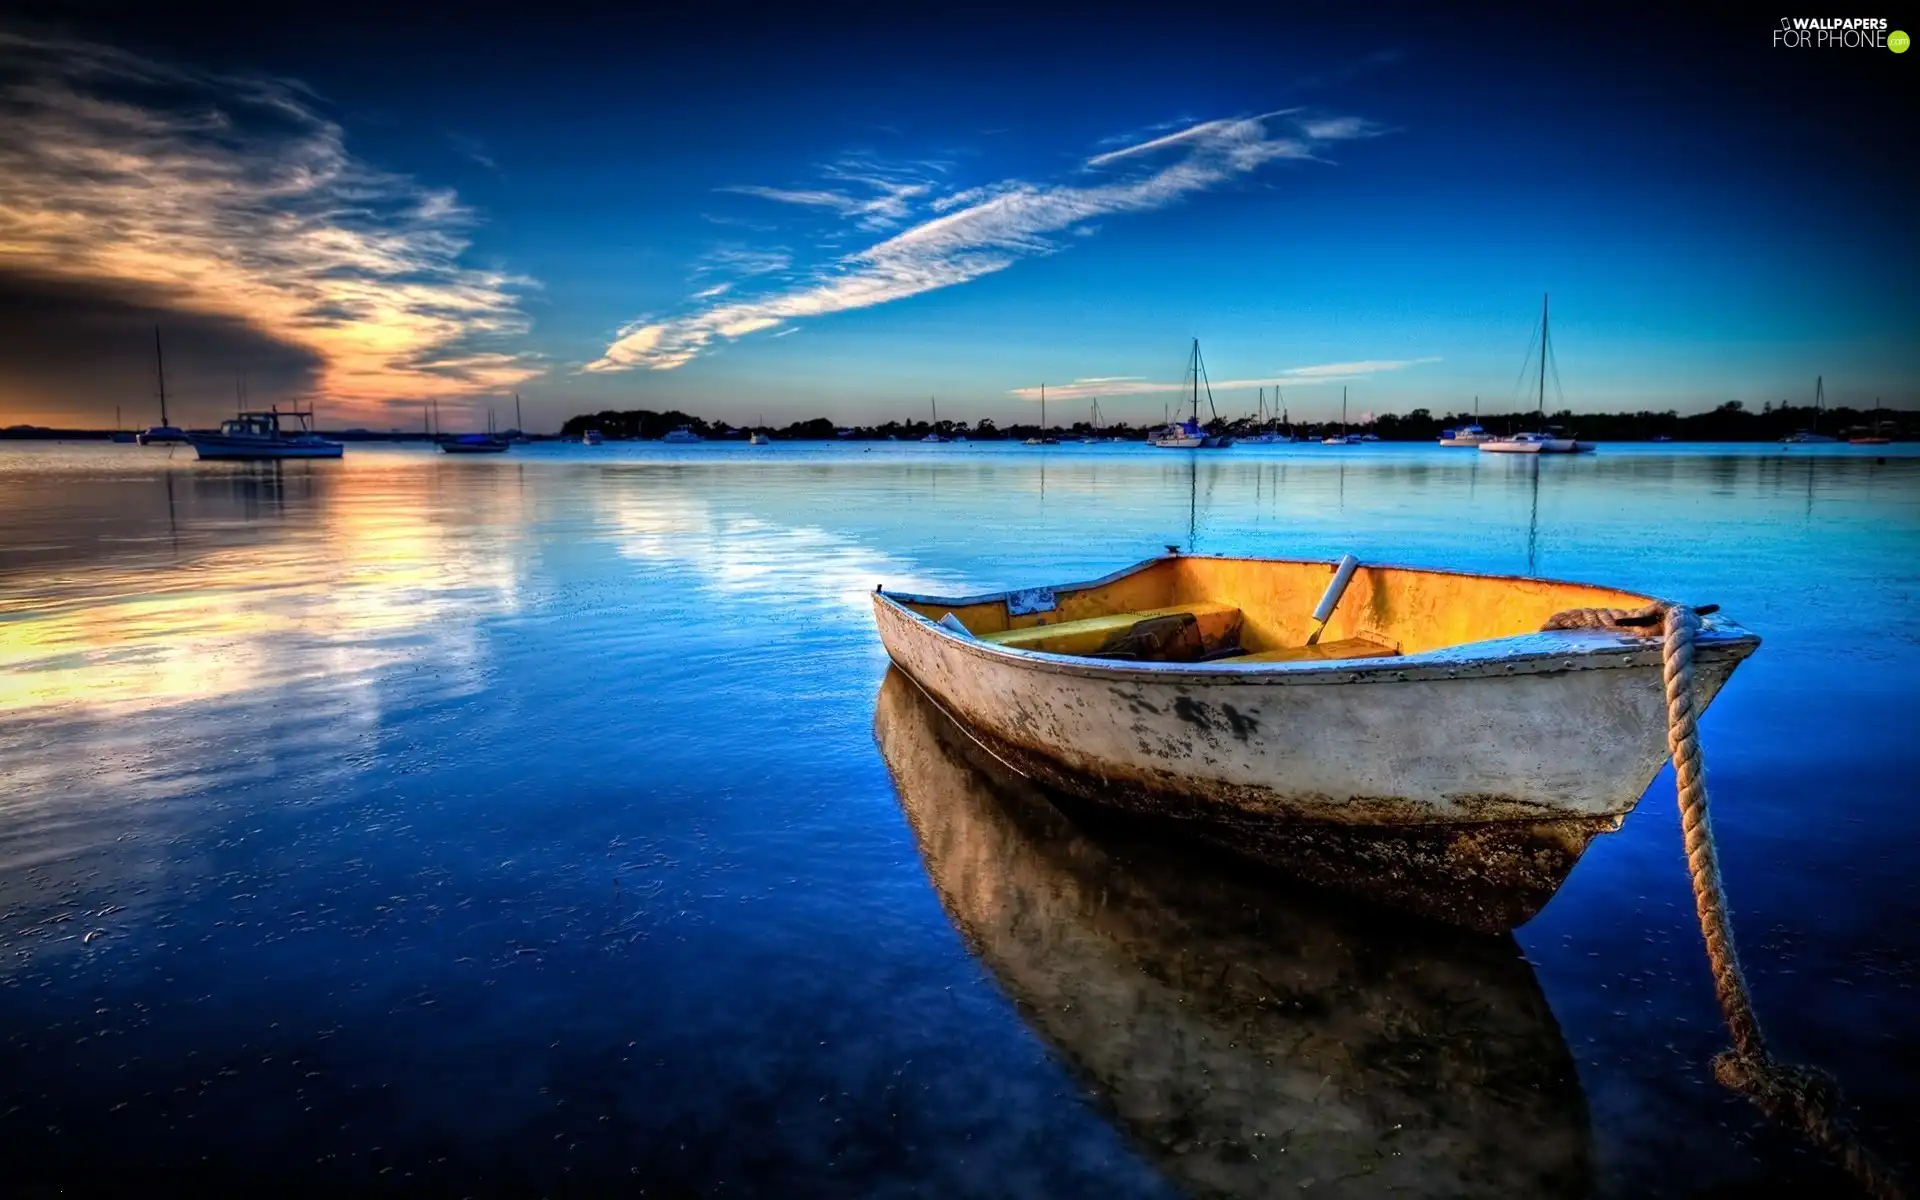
<box><xmin>108</xmin><ymin>405</ymin><xmax>138</xmax><ymax>443</ymax></box>
<box><xmin>1150</xmin><ymin>339</ymin><xmax>1232</xmax><ymax>449</ymax></box>
<box><xmin>871</xmin><ymin>550</ymin><xmax>1757</xmax><ymax>930</ymax></box>
<box><xmin>1024</xmin><ymin>384</ymin><xmax>1061</xmax><ymax>445</ymax></box>
<box><xmin>188</xmin><ymin>406</ymin><xmax>343</xmax><ymax>460</ymax></box>
<box><xmin>1781</xmin><ymin>376</ymin><xmax>1838</xmax><ymax>444</ymax></box>
<box><xmin>135</xmin><ymin>327</ymin><xmax>189</xmax><ymax>445</ymax></box>
<box><xmin>1322</xmin><ymin>387</ymin><xmax>1360</xmax><ymax>444</ymax></box>
<box><xmin>661</xmin><ymin>425</ymin><xmax>703</xmax><ymax>443</ymax></box>
<box><xmin>581</xmin><ymin>429</ymin><xmax>605</xmax><ymax>445</ymax></box>
<box><xmin>1481</xmin><ymin>431</ymin><xmax>1565</xmax><ymax>454</ymax></box>
<box><xmin>1481</xmin><ymin>296</ymin><xmax>1595</xmax><ymax>454</ymax></box>
<box><xmin>921</xmin><ymin>396</ymin><xmax>947</xmax><ymax>442</ymax></box>
<box><xmin>749</xmin><ymin>431</ymin><xmax>772</xmax><ymax>445</ymax></box>
<box><xmin>440</xmin><ymin>433</ymin><xmax>510</xmax><ymax>454</ymax></box>
<box><xmin>1244</xmin><ymin>388</ymin><xmax>1294</xmax><ymax>443</ymax></box>
<box><xmin>1440</xmin><ymin>400</ymin><xmax>1494</xmax><ymax>446</ymax></box>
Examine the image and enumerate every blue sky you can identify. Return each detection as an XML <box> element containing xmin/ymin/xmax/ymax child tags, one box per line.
<box><xmin>0</xmin><ymin>5</ymin><xmax>1911</xmax><ymax>429</ymax></box>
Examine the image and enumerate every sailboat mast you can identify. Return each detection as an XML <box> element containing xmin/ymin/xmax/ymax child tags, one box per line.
<box><xmin>1041</xmin><ymin>383</ymin><xmax>1046</xmax><ymax>432</ymax></box>
<box><xmin>1191</xmin><ymin>339</ymin><xmax>1200</xmax><ymax>423</ymax></box>
<box><xmin>1537</xmin><ymin>293</ymin><xmax>1549</xmax><ymax>422</ymax></box>
<box><xmin>154</xmin><ymin>327</ymin><xmax>169</xmax><ymax>426</ymax></box>
<box><xmin>1341</xmin><ymin>386</ymin><xmax>1348</xmax><ymax>432</ymax></box>
<box><xmin>515</xmin><ymin>393</ymin><xmax>523</xmax><ymax>432</ymax></box>
<box><xmin>1814</xmin><ymin>375</ymin><xmax>1824</xmax><ymax>433</ymax></box>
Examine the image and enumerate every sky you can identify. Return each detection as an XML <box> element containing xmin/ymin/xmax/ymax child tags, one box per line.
<box><xmin>0</xmin><ymin>3</ymin><xmax>1913</xmax><ymax>431</ymax></box>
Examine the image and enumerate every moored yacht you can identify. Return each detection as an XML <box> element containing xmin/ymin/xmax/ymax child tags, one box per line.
<box><xmin>1478</xmin><ymin>297</ymin><xmax>1595</xmax><ymax>454</ymax></box>
<box><xmin>1150</xmin><ymin>340</ymin><xmax>1232</xmax><ymax>449</ymax></box>
<box><xmin>188</xmin><ymin>407</ymin><xmax>343</xmax><ymax>460</ymax></box>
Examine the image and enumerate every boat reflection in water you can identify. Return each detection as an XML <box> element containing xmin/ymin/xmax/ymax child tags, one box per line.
<box><xmin>874</xmin><ymin>668</ymin><xmax>1593</xmax><ymax>1199</ymax></box>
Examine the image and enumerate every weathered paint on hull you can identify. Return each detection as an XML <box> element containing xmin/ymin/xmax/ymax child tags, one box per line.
<box><xmin>874</xmin><ymin>670</ymin><xmax>1595</xmax><ymax>1196</ymax></box>
<box><xmin>870</xmin><ymin>555</ymin><xmax>1758</xmax><ymax>929</ymax></box>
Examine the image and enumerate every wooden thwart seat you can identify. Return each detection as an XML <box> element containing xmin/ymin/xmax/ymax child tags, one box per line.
<box><xmin>981</xmin><ymin>602</ymin><xmax>1241</xmax><ymax>656</ymax></box>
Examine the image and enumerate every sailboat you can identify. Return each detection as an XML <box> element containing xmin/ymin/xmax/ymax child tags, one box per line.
<box><xmin>509</xmin><ymin>394</ymin><xmax>531</xmax><ymax>443</ymax></box>
<box><xmin>1245</xmin><ymin>387</ymin><xmax>1293</xmax><ymax>443</ymax></box>
<box><xmin>1439</xmin><ymin>396</ymin><xmax>1493</xmax><ymax>446</ymax></box>
<box><xmin>1078</xmin><ymin>399</ymin><xmax>1100</xmax><ymax>444</ymax></box>
<box><xmin>135</xmin><ymin>327</ymin><xmax>189</xmax><ymax>444</ymax></box>
<box><xmin>921</xmin><ymin>397</ymin><xmax>947</xmax><ymax>443</ymax></box>
<box><xmin>1481</xmin><ymin>296</ymin><xmax>1595</xmax><ymax>454</ymax></box>
<box><xmin>108</xmin><ymin>405</ymin><xmax>137</xmax><ymax>443</ymax></box>
<box><xmin>1024</xmin><ymin>384</ymin><xmax>1060</xmax><ymax>445</ymax></box>
<box><xmin>1150</xmin><ymin>340</ymin><xmax>1233</xmax><ymax>449</ymax></box>
<box><xmin>1322</xmin><ymin>387</ymin><xmax>1361</xmax><ymax>444</ymax></box>
<box><xmin>1780</xmin><ymin>377</ymin><xmax>1838</xmax><ymax>444</ymax></box>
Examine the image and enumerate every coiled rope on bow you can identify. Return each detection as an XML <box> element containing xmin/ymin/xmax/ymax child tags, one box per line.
<box><xmin>1541</xmin><ymin>601</ymin><xmax>1907</xmax><ymax>1198</ymax></box>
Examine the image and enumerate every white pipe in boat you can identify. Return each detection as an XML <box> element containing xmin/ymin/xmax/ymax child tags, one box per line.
<box><xmin>1306</xmin><ymin>554</ymin><xmax>1362</xmax><ymax>645</ymax></box>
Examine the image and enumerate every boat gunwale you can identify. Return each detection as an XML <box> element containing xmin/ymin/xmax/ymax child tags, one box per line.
<box><xmin>873</xmin><ymin>553</ymin><xmax>1760</xmax><ymax>685</ymax></box>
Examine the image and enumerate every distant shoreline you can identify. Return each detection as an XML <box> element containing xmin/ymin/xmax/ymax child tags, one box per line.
<box><xmin>7</xmin><ymin>400</ymin><xmax>1912</xmax><ymax>443</ymax></box>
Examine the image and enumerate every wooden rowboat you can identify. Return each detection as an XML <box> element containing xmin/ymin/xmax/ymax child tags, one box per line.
<box><xmin>874</xmin><ymin>670</ymin><xmax>1594</xmax><ymax>1198</ymax></box>
<box><xmin>870</xmin><ymin>551</ymin><xmax>1760</xmax><ymax>930</ymax></box>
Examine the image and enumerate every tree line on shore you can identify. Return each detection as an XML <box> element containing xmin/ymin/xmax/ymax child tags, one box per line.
<box><xmin>556</xmin><ymin>400</ymin><xmax>1911</xmax><ymax>443</ymax></box>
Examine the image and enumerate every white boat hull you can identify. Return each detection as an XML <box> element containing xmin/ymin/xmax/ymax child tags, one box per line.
<box><xmin>872</xmin><ymin>556</ymin><xmax>1758</xmax><ymax>929</ymax></box>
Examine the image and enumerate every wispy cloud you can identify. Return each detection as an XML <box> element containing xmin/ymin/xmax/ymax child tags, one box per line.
<box><xmin>448</xmin><ymin>133</ymin><xmax>499</xmax><ymax>171</ymax></box>
<box><xmin>1009</xmin><ymin>358</ymin><xmax>1439</xmax><ymax>402</ymax></box>
<box><xmin>0</xmin><ymin>31</ymin><xmax>538</xmax><ymax>413</ymax></box>
<box><xmin>701</xmin><ymin>212</ymin><xmax>781</xmax><ymax>233</ymax></box>
<box><xmin>588</xmin><ymin>110</ymin><xmax>1385</xmax><ymax>374</ymax></box>
<box><xmin>699</xmin><ymin>246</ymin><xmax>792</xmax><ymax>277</ymax></box>
<box><xmin>719</xmin><ymin>154</ymin><xmax>945</xmax><ymax>233</ymax></box>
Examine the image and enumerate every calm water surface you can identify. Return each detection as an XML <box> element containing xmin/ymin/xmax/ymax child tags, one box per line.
<box><xmin>1</xmin><ymin>441</ymin><xmax>1915</xmax><ymax>1196</ymax></box>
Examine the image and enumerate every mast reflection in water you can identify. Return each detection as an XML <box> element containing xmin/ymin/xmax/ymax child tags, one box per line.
<box><xmin>874</xmin><ymin>669</ymin><xmax>1593</xmax><ymax>1199</ymax></box>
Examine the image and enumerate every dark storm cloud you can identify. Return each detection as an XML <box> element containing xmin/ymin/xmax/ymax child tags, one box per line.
<box><xmin>0</xmin><ymin>272</ymin><xmax>324</xmax><ymax>426</ymax></box>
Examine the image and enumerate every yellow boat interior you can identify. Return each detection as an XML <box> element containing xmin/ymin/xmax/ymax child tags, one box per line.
<box><xmin>893</xmin><ymin>554</ymin><xmax>1655</xmax><ymax>665</ymax></box>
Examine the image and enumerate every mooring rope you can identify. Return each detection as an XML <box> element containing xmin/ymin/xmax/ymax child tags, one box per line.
<box><xmin>1542</xmin><ymin>602</ymin><xmax>1907</xmax><ymax>1198</ymax></box>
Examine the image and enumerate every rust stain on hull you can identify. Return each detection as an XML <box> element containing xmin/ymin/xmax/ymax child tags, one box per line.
<box><xmin>919</xmin><ymin>673</ymin><xmax>1615</xmax><ymax>932</ymax></box>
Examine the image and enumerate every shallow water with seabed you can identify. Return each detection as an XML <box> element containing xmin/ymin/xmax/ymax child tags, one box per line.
<box><xmin>1</xmin><ymin>440</ymin><xmax>1915</xmax><ymax>1195</ymax></box>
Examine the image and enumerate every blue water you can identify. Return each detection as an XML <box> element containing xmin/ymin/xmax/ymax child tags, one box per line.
<box><xmin>1</xmin><ymin>441</ymin><xmax>1915</xmax><ymax>1196</ymax></box>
